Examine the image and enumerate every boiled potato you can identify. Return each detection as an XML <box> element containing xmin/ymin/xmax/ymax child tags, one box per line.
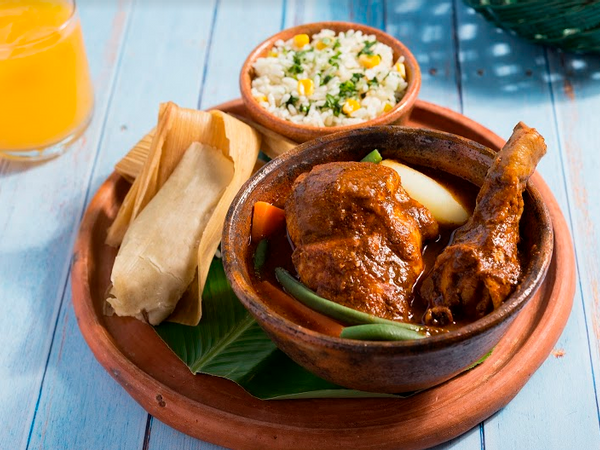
<box><xmin>381</xmin><ymin>159</ymin><xmax>470</xmax><ymax>225</ymax></box>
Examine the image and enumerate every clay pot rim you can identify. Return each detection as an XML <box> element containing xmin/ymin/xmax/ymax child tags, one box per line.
<box><xmin>222</xmin><ymin>126</ymin><xmax>554</xmax><ymax>353</ymax></box>
<box><xmin>239</xmin><ymin>21</ymin><xmax>421</xmax><ymax>141</ymax></box>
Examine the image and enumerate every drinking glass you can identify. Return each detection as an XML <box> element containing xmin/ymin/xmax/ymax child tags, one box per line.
<box><xmin>0</xmin><ymin>0</ymin><xmax>94</xmax><ymax>161</ymax></box>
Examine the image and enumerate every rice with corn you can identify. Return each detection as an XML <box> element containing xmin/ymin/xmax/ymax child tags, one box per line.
<box><xmin>251</xmin><ymin>29</ymin><xmax>408</xmax><ymax>127</ymax></box>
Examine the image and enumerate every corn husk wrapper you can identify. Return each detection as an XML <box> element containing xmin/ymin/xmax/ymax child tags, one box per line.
<box><xmin>108</xmin><ymin>143</ymin><xmax>233</xmax><ymax>325</ymax></box>
<box><xmin>195</xmin><ymin>110</ymin><xmax>262</xmax><ymax>294</ymax></box>
<box><xmin>107</xmin><ymin>102</ymin><xmax>222</xmax><ymax>246</ymax></box>
<box><xmin>113</xmin><ymin>115</ymin><xmax>295</xmax><ymax>182</ymax></box>
<box><xmin>114</xmin><ymin>128</ymin><xmax>155</xmax><ymax>183</ymax></box>
<box><xmin>231</xmin><ymin>114</ymin><xmax>297</xmax><ymax>159</ymax></box>
<box><xmin>107</xmin><ymin>102</ymin><xmax>261</xmax><ymax>325</ymax></box>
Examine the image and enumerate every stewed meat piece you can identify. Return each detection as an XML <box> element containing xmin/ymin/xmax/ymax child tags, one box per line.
<box><xmin>286</xmin><ymin>161</ymin><xmax>438</xmax><ymax>321</ymax></box>
<box><xmin>420</xmin><ymin>122</ymin><xmax>547</xmax><ymax>325</ymax></box>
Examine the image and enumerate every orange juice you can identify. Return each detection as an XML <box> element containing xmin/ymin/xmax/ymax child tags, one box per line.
<box><xmin>0</xmin><ymin>0</ymin><xmax>93</xmax><ymax>159</ymax></box>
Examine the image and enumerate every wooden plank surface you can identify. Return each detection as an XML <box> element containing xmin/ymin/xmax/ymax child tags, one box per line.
<box><xmin>0</xmin><ymin>1</ymin><xmax>134</xmax><ymax>449</ymax></box>
<box><xmin>146</xmin><ymin>0</ymin><xmax>285</xmax><ymax>447</ymax></box>
<box><xmin>25</xmin><ymin>1</ymin><xmax>218</xmax><ymax>449</ymax></box>
<box><xmin>454</xmin><ymin>6</ymin><xmax>600</xmax><ymax>450</ymax></box>
<box><xmin>387</xmin><ymin>0</ymin><xmax>461</xmax><ymax>111</ymax></box>
<box><xmin>0</xmin><ymin>0</ymin><xmax>598</xmax><ymax>449</ymax></box>
<box><xmin>199</xmin><ymin>0</ymin><xmax>285</xmax><ymax>109</ymax></box>
<box><xmin>546</xmin><ymin>46</ymin><xmax>600</xmax><ymax>440</ymax></box>
<box><xmin>386</xmin><ymin>3</ymin><xmax>479</xmax><ymax>448</ymax></box>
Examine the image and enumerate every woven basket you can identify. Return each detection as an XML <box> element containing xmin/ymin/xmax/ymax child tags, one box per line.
<box><xmin>463</xmin><ymin>0</ymin><xmax>600</xmax><ymax>53</ymax></box>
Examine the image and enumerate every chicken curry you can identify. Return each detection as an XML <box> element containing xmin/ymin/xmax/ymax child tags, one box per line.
<box><xmin>249</xmin><ymin>122</ymin><xmax>547</xmax><ymax>333</ymax></box>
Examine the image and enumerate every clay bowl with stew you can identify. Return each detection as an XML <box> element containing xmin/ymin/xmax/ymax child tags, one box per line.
<box><xmin>221</xmin><ymin>127</ymin><xmax>553</xmax><ymax>393</ymax></box>
<box><xmin>240</xmin><ymin>22</ymin><xmax>421</xmax><ymax>143</ymax></box>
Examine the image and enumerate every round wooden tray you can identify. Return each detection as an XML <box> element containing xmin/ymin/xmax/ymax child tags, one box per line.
<box><xmin>71</xmin><ymin>99</ymin><xmax>576</xmax><ymax>450</ymax></box>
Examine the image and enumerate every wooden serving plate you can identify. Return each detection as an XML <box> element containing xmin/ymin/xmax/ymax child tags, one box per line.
<box><xmin>71</xmin><ymin>99</ymin><xmax>575</xmax><ymax>450</ymax></box>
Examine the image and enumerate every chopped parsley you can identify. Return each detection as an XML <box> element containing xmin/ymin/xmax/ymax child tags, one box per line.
<box><xmin>368</xmin><ymin>77</ymin><xmax>379</xmax><ymax>88</ymax></box>
<box><xmin>288</xmin><ymin>64</ymin><xmax>303</xmax><ymax>76</ymax></box>
<box><xmin>298</xmin><ymin>103</ymin><xmax>311</xmax><ymax>115</ymax></box>
<box><xmin>321</xmin><ymin>74</ymin><xmax>363</xmax><ymax>115</ymax></box>
<box><xmin>358</xmin><ymin>40</ymin><xmax>377</xmax><ymax>56</ymax></box>
<box><xmin>324</xmin><ymin>94</ymin><xmax>342</xmax><ymax>116</ymax></box>
<box><xmin>285</xmin><ymin>95</ymin><xmax>298</xmax><ymax>107</ymax></box>
<box><xmin>338</xmin><ymin>80</ymin><xmax>357</xmax><ymax>97</ymax></box>
<box><xmin>275</xmin><ymin>37</ymin><xmax>386</xmax><ymax>118</ymax></box>
<box><xmin>287</xmin><ymin>52</ymin><xmax>304</xmax><ymax>76</ymax></box>
<box><xmin>328</xmin><ymin>51</ymin><xmax>342</xmax><ymax>68</ymax></box>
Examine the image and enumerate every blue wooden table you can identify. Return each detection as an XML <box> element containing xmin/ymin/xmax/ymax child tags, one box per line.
<box><xmin>1</xmin><ymin>1</ymin><xmax>599</xmax><ymax>449</ymax></box>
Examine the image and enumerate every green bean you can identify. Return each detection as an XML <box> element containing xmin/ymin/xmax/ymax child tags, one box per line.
<box><xmin>274</xmin><ymin>267</ymin><xmax>425</xmax><ymax>336</ymax></box>
<box><xmin>360</xmin><ymin>149</ymin><xmax>382</xmax><ymax>164</ymax></box>
<box><xmin>466</xmin><ymin>349</ymin><xmax>493</xmax><ymax>370</ymax></box>
<box><xmin>341</xmin><ymin>324</ymin><xmax>423</xmax><ymax>341</ymax></box>
<box><xmin>253</xmin><ymin>239</ymin><xmax>269</xmax><ymax>276</ymax></box>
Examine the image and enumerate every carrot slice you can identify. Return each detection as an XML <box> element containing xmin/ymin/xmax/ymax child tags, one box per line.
<box><xmin>251</xmin><ymin>201</ymin><xmax>286</xmax><ymax>242</ymax></box>
<box><xmin>258</xmin><ymin>281</ymin><xmax>344</xmax><ymax>337</ymax></box>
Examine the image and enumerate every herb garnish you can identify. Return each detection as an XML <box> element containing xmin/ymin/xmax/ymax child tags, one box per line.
<box><xmin>324</xmin><ymin>94</ymin><xmax>342</xmax><ymax>116</ymax></box>
<box><xmin>288</xmin><ymin>51</ymin><xmax>312</xmax><ymax>76</ymax></box>
<box><xmin>322</xmin><ymin>74</ymin><xmax>333</xmax><ymax>85</ymax></box>
<box><xmin>321</xmin><ymin>74</ymin><xmax>362</xmax><ymax>115</ymax></box>
<box><xmin>358</xmin><ymin>40</ymin><xmax>377</xmax><ymax>56</ymax></box>
<box><xmin>368</xmin><ymin>77</ymin><xmax>379</xmax><ymax>88</ymax></box>
<box><xmin>298</xmin><ymin>103</ymin><xmax>311</xmax><ymax>115</ymax></box>
<box><xmin>285</xmin><ymin>95</ymin><xmax>298</xmax><ymax>107</ymax></box>
<box><xmin>328</xmin><ymin>51</ymin><xmax>342</xmax><ymax>68</ymax></box>
<box><xmin>339</xmin><ymin>80</ymin><xmax>357</xmax><ymax>97</ymax></box>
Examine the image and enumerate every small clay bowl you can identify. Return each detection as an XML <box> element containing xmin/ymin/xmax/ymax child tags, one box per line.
<box><xmin>222</xmin><ymin>127</ymin><xmax>553</xmax><ymax>393</ymax></box>
<box><xmin>240</xmin><ymin>22</ymin><xmax>421</xmax><ymax>143</ymax></box>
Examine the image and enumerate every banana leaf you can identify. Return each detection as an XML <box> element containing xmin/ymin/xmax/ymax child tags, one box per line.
<box><xmin>154</xmin><ymin>258</ymin><xmax>400</xmax><ymax>399</ymax></box>
<box><xmin>154</xmin><ymin>258</ymin><xmax>490</xmax><ymax>400</ymax></box>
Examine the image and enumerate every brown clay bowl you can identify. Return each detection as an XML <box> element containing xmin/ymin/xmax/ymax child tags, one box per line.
<box><xmin>221</xmin><ymin>127</ymin><xmax>554</xmax><ymax>393</ymax></box>
<box><xmin>239</xmin><ymin>22</ymin><xmax>421</xmax><ymax>143</ymax></box>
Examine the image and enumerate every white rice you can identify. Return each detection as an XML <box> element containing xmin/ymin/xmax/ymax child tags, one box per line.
<box><xmin>251</xmin><ymin>29</ymin><xmax>408</xmax><ymax>127</ymax></box>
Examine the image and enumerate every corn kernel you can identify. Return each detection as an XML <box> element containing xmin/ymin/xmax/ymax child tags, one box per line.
<box><xmin>359</xmin><ymin>54</ymin><xmax>381</xmax><ymax>69</ymax></box>
<box><xmin>384</xmin><ymin>103</ymin><xmax>393</xmax><ymax>112</ymax></box>
<box><xmin>293</xmin><ymin>34</ymin><xmax>310</xmax><ymax>49</ymax></box>
<box><xmin>342</xmin><ymin>99</ymin><xmax>361</xmax><ymax>115</ymax></box>
<box><xmin>297</xmin><ymin>79</ymin><xmax>314</xmax><ymax>97</ymax></box>
<box><xmin>268</xmin><ymin>50</ymin><xmax>278</xmax><ymax>57</ymax></box>
<box><xmin>255</xmin><ymin>95</ymin><xmax>268</xmax><ymax>103</ymax></box>
<box><xmin>315</xmin><ymin>40</ymin><xmax>327</xmax><ymax>50</ymax></box>
<box><xmin>395</xmin><ymin>62</ymin><xmax>406</xmax><ymax>79</ymax></box>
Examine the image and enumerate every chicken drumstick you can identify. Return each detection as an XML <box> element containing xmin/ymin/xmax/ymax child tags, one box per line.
<box><xmin>420</xmin><ymin>122</ymin><xmax>547</xmax><ymax>326</ymax></box>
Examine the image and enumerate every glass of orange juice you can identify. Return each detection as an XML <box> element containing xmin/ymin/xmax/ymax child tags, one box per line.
<box><xmin>0</xmin><ymin>0</ymin><xmax>93</xmax><ymax>161</ymax></box>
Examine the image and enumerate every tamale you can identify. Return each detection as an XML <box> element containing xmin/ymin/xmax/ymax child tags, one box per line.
<box><xmin>195</xmin><ymin>111</ymin><xmax>262</xmax><ymax>297</ymax></box>
<box><xmin>107</xmin><ymin>102</ymin><xmax>261</xmax><ymax>326</ymax></box>
<box><xmin>106</xmin><ymin>102</ymin><xmax>218</xmax><ymax>247</ymax></box>
<box><xmin>108</xmin><ymin>143</ymin><xmax>234</xmax><ymax>325</ymax></box>
<box><xmin>114</xmin><ymin>128</ymin><xmax>155</xmax><ymax>183</ymax></box>
<box><xmin>116</xmin><ymin>131</ymin><xmax>265</xmax><ymax>182</ymax></box>
<box><xmin>113</xmin><ymin>113</ymin><xmax>295</xmax><ymax>182</ymax></box>
<box><xmin>230</xmin><ymin>114</ymin><xmax>298</xmax><ymax>159</ymax></box>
